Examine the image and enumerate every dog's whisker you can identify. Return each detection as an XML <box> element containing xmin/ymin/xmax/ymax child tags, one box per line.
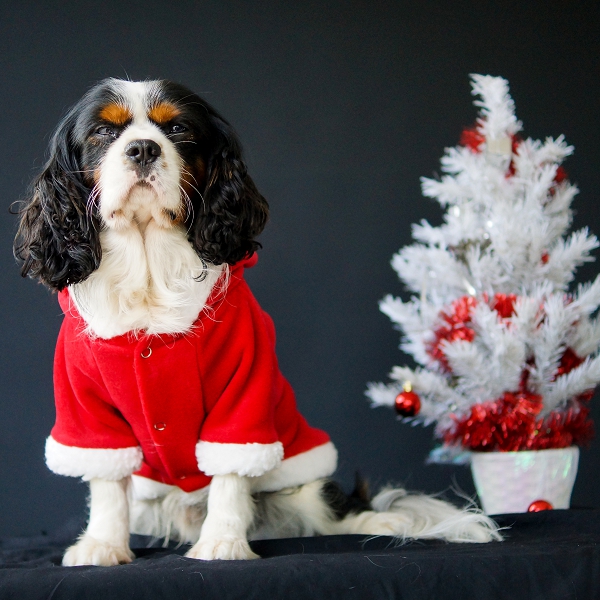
<box><xmin>180</xmin><ymin>166</ymin><xmax>201</xmax><ymax>187</ymax></box>
<box><xmin>177</xmin><ymin>184</ymin><xmax>196</xmax><ymax>224</ymax></box>
<box><xmin>86</xmin><ymin>184</ymin><xmax>102</xmax><ymax>217</ymax></box>
<box><xmin>179</xmin><ymin>172</ymin><xmax>205</xmax><ymax>215</ymax></box>
<box><xmin>181</xmin><ymin>179</ymin><xmax>203</xmax><ymax>199</ymax></box>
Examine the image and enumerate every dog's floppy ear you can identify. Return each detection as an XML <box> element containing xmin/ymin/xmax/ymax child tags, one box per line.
<box><xmin>14</xmin><ymin>111</ymin><xmax>101</xmax><ymax>291</ymax></box>
<box><xmin>191</xmin><ymin>111</ymin><xmax>269</xmax><ymax>265</ymax></box>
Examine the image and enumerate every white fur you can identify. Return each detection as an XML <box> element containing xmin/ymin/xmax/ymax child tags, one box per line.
<box><xmin>69</xmin><ymin>220</ymin><xmax>224</xmax><ymax>338</ymax></box>
<box><xmin>251</xmin><ymin>441</ymin><xmax>338</xmax><ymax>492</ymax></box>
<box><xmin>45</xmin><ymin>436</ymin><xmax>142</xmax><ymax>481</ymax></box>
<box><xmin>131</xmin><ymin>475</ymin><xmax>176</xmax><ymax>501</ymax></box>
<box><xmin>126</xmin><ymin>477</ymin><xmax>502</xmax><ymax>554</ymax></box>
<box><xmin>130</xmin><ymin>480</ymin><xmax>209</xmax><ymax>543</ymax></box>
<box><xmin>368</xmin><ymin>488</ymin><xmax>500</xmax><ymax>543</ymax></box>
<box><xmin>196</xmin><ymin>440</ymin><xmax>284</xmax><ymax>477</ymax></box>
<box><xmin>63</xmin><ymin>478</ymin><xmax>133</xmax><ymax>566</ymax></box>
<box><xmin>59</xmin><ymin>80</ymin><xmax>501</xmax><ymax>566</ymax></box>
<box><xmin>187</xmin><ymin>474</ymin><xmax>259</xmax><ymax>560</ymax></box>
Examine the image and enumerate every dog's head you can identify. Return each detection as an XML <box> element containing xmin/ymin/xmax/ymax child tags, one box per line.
<box><xmin>14</xmin><ymin>78</ymin><xmax>268</xmax><ymax>290</ymax></box>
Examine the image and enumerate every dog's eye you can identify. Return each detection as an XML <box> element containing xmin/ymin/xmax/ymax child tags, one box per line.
<box><xmin>168</xmin><ymin>124</ymin><xmax>187</xmax><ymax>135</ymax></box>
<box><xmin>96</xmin><ymin>126</ymin><xmax>117</xmax><ymax>138</ymax></box>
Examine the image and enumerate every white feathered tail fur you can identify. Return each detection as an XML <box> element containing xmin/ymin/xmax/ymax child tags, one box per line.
<box><xmin>129</xmin><ymin>477</ymin><xmax>502</xmax><ymax>547</ymax></box>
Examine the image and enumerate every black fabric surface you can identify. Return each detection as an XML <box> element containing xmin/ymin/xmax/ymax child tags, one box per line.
<box><xmin>0</xmin><ymin>510</ymin><xmax>598</xmax><ymax>600</ymax></box>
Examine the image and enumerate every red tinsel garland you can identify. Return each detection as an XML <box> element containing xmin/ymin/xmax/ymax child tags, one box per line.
<box><xmin>427</xmin><ymin>296</ymin><xmax>477</xmax><ymax>372</ymax></box>
<box><xmin>427</xmin><ymin>293</ymin><xmax>596</xmax><ymax>451</ymax></box>
<box><xmin>444</xmin><ymin>393</ymin><xmax>594</xmax><ymax>452</ymax></box>
<box><xmin>427</xmin><ymin>294</ymin><xmax>516</xmax><ymax>372</ymax></box>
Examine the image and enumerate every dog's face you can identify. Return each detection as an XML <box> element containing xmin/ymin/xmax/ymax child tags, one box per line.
<box><xmin>75</xmin><ymin>80</ymin><xmax>223</xmax><ymax>232</ymax></box>
<box><xmin>14</xmin><ymin>78</ymin><xmax>268</xmax><ymax>290</ymax></box>
<box><xmin>78</xmin><ymin>80</ymin><xmax>196</xmax><ymax>231</ymax></box>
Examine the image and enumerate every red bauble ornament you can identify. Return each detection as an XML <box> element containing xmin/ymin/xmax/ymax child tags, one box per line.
<box><xmin>528</xmin><ymin>500</ymin><xmax>553</xmax><ymax>512</ymax></box>
<box><xmin>395</xmin><ymin>389</ymin><xmax>421</xmax><ymax>417</ymax></box>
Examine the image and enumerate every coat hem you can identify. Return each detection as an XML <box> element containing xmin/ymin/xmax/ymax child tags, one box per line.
<box><xmin>252</xmin><ymin>441</ymin><xmax>338</xmax><ymax>492</ymax></box>
<box><xmin>131</xmin><ymin>441</ymin><xmax>338</xmax><ymax>498</ymax></box>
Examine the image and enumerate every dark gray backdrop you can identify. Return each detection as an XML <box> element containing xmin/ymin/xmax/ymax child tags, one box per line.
<box><xmin>0</xmin><ymin>1</ymin><xmax>598</xmax><ymax>537</ymax></box>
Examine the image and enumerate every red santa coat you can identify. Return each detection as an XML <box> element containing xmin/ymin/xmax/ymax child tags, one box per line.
<box><xmin>45</xmin><ymin>256</ymin><xmax>337</xmax><ymax>494</ymax></box>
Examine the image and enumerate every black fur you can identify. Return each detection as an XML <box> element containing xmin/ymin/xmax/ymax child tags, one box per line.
<box><xmin>14</xmin><ymin>79</ymin><xmax>269</xmax><ymax>290</ymax></box>
<box><xmin>13</xmin><ymin>105</ymin><xmax>102</xmax><ymax>289</ymax></box>
<box><xmin>321</xmin><ymin>475</ymin><xmax>372</xmax><ymax>520</ymax></box>
<box><xmin>191</xmin><ymin>102</ymin><xmax>269</xmax><ymax>266</ymax></box>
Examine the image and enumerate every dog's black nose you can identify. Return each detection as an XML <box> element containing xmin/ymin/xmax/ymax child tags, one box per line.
<box><xmin>124</xmin><ymin>139</ymin><xmax>162</xmax><ymax>167</ymax></box>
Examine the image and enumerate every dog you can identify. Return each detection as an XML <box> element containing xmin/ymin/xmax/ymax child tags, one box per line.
<box><xmin>14</xmin><ymin>78</ymin><xmax>500</xmax><ymax>566</ymax></box>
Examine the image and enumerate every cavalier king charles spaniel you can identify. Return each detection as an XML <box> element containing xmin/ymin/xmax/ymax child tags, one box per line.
<box><xmin>14</xmin><ymin>78</ymin><xmax>500</xmax><ymax>566</ymax></box>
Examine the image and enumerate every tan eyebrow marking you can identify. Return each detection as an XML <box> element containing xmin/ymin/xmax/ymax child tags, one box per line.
<box><xmin>98</xmin><ymin>103</ymin><xmax>132</xmax><ymax>126</ymax></box>
<box><xmin>148</xmin><ymin>102</ymin><xmax>181</xmax><ymax>124</ymax></box>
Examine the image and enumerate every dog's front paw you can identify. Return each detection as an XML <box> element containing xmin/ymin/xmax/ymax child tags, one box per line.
<box><xmin>62</xmin><ymin>535</ymin><xmax>134</xmax><ymax>566</ymax></box>
<box><xmin>186</xmin><ymin>537</ymin><xmax>259</xmax><ymax>561</ymax></box>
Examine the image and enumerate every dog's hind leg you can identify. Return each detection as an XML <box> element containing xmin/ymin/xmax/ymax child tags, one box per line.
<box><xmin>251</xmin><ymin>480</ymin><xmax>342</xmax><ymax>540</ymax></box>
<box><xmin>62</xmin><ymin>477</ymin><xmax>134</xmax><ymax>566</ymax></box>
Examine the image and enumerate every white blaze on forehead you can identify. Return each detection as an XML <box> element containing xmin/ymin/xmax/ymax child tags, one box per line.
<box><xmin>109</xmin><ymin>79</ymin><xmax>163</xmax><ymax>124</ymax></box>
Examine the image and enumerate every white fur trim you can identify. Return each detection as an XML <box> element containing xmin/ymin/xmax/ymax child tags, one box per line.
<box><xmin>196</xmin><ymin>441</ymin><xmax>284</xmax><ymax>477</ymax></box>
<box><xmin>130</xmin><ymin>475</ymin><xmax>175</xmax><ymax>501</ymax></box>
<box><xmin>252</xmin><ymin>442</ymin><xmax>338</xmax><ymax>492</ymax></box>
<box><xmin>45</xmin><ymin>436</ymin><xmax>143</xmax><ymax>481</ymax></box>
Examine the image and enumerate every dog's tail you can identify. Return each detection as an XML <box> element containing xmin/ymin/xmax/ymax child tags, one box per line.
<box><xmin>368</xmin><ymin>486</ymin><xmax>503</xmax><ymax>543</ymax></box>
<box><xmin>316</xmin><ymin>474</ymin><xmax>501</xmax><ymax>543</ymax></box>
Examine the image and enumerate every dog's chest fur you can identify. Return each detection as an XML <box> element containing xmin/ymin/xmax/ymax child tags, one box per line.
<box><xmin>69</xmin><ymin>186</ymin><xmax>223</xmax><ymax>339</ymax></box>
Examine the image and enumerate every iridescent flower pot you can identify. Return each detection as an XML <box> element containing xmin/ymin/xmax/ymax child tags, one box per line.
<box><xmin>470</xmin><ymin>447</ymin><xmax>579</xmax><ymax>515</ymax></box>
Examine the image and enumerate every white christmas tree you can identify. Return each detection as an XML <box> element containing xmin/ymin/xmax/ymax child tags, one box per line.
<box><xmin>367</xmin><ymin>74</ymin><xmax>600</xmax><ymax>460</ymax></box>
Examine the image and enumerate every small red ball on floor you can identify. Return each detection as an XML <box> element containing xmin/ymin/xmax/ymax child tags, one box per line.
<box><xmin>527</xmin><ymin>500</ymin><xmax>553</xmax><ymax>512</ymax></box>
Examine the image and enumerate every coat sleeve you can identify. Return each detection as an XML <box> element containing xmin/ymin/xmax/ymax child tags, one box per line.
<box><xmin>195</xmin><ymin>282</ymin><xmax>284</xmax><ymax>477</ymax></box>
<box><xmin>46</xmin><ymin>308</ymin><xmax>142</xmax><ymax>481</ymax></box>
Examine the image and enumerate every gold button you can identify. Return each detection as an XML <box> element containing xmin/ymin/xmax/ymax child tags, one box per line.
<box><xmin>141</xmin><ymin>347</ymin><xmax>152</xmax><ymax>359</ymax></box>
<box><xmin>153</xmin><ymin>422</ymin><xmax>166</xmax><ymax>431</ymax></box>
